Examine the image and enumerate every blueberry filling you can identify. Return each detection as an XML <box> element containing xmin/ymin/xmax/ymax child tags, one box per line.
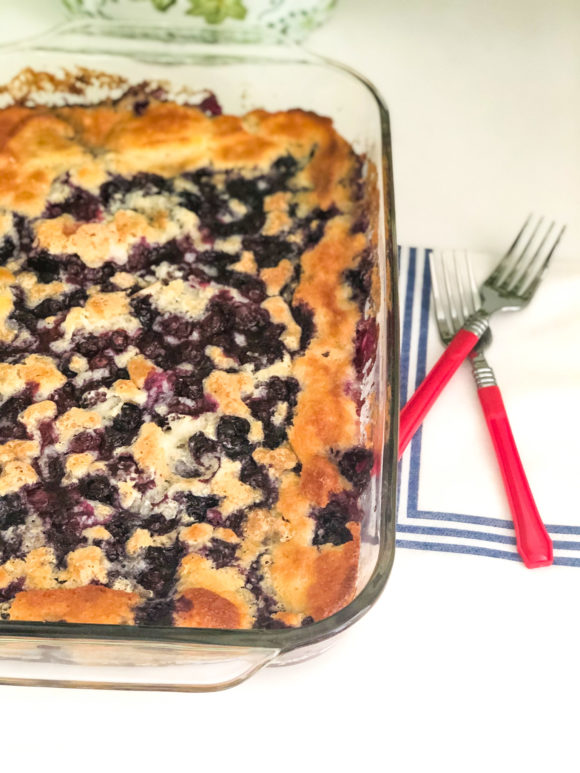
<box><xmin>187</xmin><ymin>434</ymin><xmax>220</xmax><ymax>477</ymax></box>
<box><xmin>242</xmin><ymin>235</ymin><xmax>299</xmax><ymax>269</ymax></box>
<box><xmin>26</xmin><ymin>485</ymin><xmax>96</xmax><ymax>562</ymax></box>
<box><xmin>338</xmin><ymin>447</ymin><xmax>374</xmax><ymax>491</ymax></box>
<box><xmin>108</xmin><ymin>454</ymin><xmax>139</xmax><ymax>480</ymax></box>
<box><xmin>205</xmin><ymin>538</ymin><xmax>238</xmax><ymax>569</ymax></box>
<box><xmin>227</xmin><ymin>272</ymin><xmax>267</xmax><ymax>303</ymax></box>
<box><xmin>131</xmin><ymin>296</ymin><xmax>158</xmax><ymax>329</ymax></box>
<box><xmin>311</xmin><ymin>498</ymin><xmax>354</xmax><ymax>547</ymax></box>
<box><xmin>246</xmin><ymin>377</ymin><xmax>299</xmax><ymax>450</ymax></box>
<box><xmin>245</xmin><ymin>555</ymin><xmax>284</xmax><ymax>629</ymax></box>
<box><xmin>68</xmin><ymin>430</ymin><xmax>103</xmax><ymax>454</ymax></box>
<box><xmin>0</xmin><ymin>494</ymin><xmax>27</xmax><ymax>530</ymax></box>
<box><xmin>198</xmin><ymin>93</ymin><xmax>222</xmax><ymax>117</ymax></box>
<box><xmin>143</xmin><ymin>513</ymin><xmax>176</xmax><ymax>535</ymax></box>
<box><xmin>180</xmin><ymin>171</ymin><xmax>266</xmax><ymax>237</ymax></box>
<box><xmin>79</xmin><ymin>475</ymin><xmax>116</xmax><ymax>505</ymax></box>
<box><xmin>40</xmin><ymin>455</ymin><xmax>65</xmax><ymax>486</ymax></box>
<box><xmin>127</xmin><ymin>239</ymin><xmax>185</xmax><ymax>272</ymax></box>
<box><xmin>45</xmin><ymin>187</ymin><xmax>102</xmax><ymax>222</ymax></box>
<box><xmin>13</xmin><ymin>214</ymin><xmax>34</xmax><ymax>255</ymax></box>
<box><xmin>0</xmin><ymin>578</ymin><xmax>24</xmax><ymax>604</ymax></box>
<box><xmin>135</xmin><ymin>598</ymin><xmax>175</xmax><ymax>626</ymax></box>
<box><xmin>240</xmin><ymin>457</ymin><xmax>276</xmax><ymax>507</ymax></box>
<box><xmin>100</xmin><ymin>172</ymin><xmax>172</xmax><ymax>207</ymax></box>
<box><xmin>112</xmin><ymin>404</ymin><xmax>142</xmax><ymax>436</ymax></box>
<box><xmin>106</xmin><ymin>512</ymin><xmax>140</xmax><ymax>543</ymax></box>
<box><xmin>138</xmin><ymin>544</ymin><xmax>185</xmax><ymax>597</ymax></box>
<box><xmin>290</xmin><ymin>302</ymin><xmax>315</xmax><ymax>351</ymax></box>
<box><xmin>26</xmin><ymin>252</ymin><xmax>60</xmax><ymax>284</ymax></box>
<box><xmin>182</xmin><ymin>493</ymin><xmax>221</xmax><ymax>524</ymax></box>
<box><xmin>32</xmin><ymin>288</ymin><xmax>87</xmax><ymax>321</ymax></box>
<box><xmin>344</xmin><ymin>249</ymin><xmax>373</xmax><ymax>310</ymax></box>
<box><xmin>216</xmin><ymin>415</ymin><xmax>253</xmax><ymax>460</ymax></box>
<box><xmin>354</xmin><ymin>317</ymin><xmax>378</xmax><ymax>378</ymax></box>
<box><xmin>0</xmin><ymin>236</ymin><xmax>16</xmax><ymax>264</ymax></box>
<box><xmin>0</xmin><ymin>389</ymin><xmax>34</xmax><ymax>443</ymax></box>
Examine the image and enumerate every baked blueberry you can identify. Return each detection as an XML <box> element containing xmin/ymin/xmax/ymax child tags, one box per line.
<box><xmin>0</xmin><ymin>236</ymin><xmax>15</xmax><ymax>264</ymax></box>
<box><xmin>311</xmin><ymin>499</ymin><xmax>354</xmax><ymax>547</ymax></box>
<box><xmin>183</xmin><ymin>493</ymin><xmax>221</xmax><ymax>523</ymax></box>
<box><xmin>217</xmin><ymin>416</ymin><xmax>252</xmax><ymax>460</ymax></box>
<box><xmin>0</xmin><ymin>494</ymin><xmax>27</xmax><ymax>530</ymax></box>
<box><xmin>338</xmin><ymin>447</ymin><xmax>374</xmax><ymax>491</ymax></box>
<box><xmin>79</xmin><ymin>476</ymin><xmax>116</xmax><ymax>504</ymax></box>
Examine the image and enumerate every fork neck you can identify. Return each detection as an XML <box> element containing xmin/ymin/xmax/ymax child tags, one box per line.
<box><xmin>470</xmin><ymin>350</ymin><xmax>497</xmax><ymax>387</ymax></box>
<box><xmin>463</xmin><ymin>310</ymin><xmax>489</xmax><ymax>337</ymax></box>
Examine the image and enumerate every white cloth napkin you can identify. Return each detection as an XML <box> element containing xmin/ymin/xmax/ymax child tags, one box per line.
<box><xmin>397</xmin><ymin>246</ymin><xmax>580</xmax><ymax>566</ymax></box>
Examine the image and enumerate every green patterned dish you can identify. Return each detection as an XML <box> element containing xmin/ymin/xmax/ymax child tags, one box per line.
<box><xmin>61</xmin><ymin>0</ymin><xmax>338</xmax><ymax>42</ymax></box>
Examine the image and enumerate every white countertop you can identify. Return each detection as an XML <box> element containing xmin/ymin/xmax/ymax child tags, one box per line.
<box><xmin>1</xmin><ymin>2</ymin><xmax>579</xmax><ymax>771</ymax></box>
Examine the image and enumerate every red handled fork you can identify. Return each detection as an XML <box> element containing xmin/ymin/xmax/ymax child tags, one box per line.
<box><xmin>430</xmin><ymin>250</ymin><xmax>553</xmax><ymax>568</ymax></box>
<box><xmin>399</xmin><ymin>216</ymin><xmax>566</xmax><ymax>459</ymax></box>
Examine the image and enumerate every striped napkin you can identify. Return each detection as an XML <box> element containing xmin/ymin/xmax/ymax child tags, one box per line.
<box><xmin>397</xmin><ymin>246</ymin><xmax>580</xmax><ymax>566</ymax></box>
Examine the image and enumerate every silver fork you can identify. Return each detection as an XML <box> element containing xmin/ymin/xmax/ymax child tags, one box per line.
<box><xmin>399</xmin><ymin>216</ymin><xmax>566</xmax><ymax>458</ymax></box>
<box><xmin>429</xmin><ymin>250</ymin><xmax>553</xmax><ymax>568</ymax></box>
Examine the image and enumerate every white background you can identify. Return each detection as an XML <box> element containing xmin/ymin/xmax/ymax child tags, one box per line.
<box><xmin>1</xmin><ymin>1</ymin><xmax>579</xmax><ymax>771</ymax></box>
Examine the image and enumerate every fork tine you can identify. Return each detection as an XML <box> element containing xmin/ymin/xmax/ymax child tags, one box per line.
<box><xmin>452</xmin><ymin>251</ymin><xmax>480</xmax><ymax>320</ymax></box>
<box><xmin>452</xmin><ymin>251</ymin><xmax>469</xmax><ymax>323</ymax></box>
<box><xmin>517</xmin><ymin>223</ymin><xmax>566</xmax><ymax>300</ymax></box>
<box><xmin>505</xmin><ymin>212</ymin><xmax>533</xmax><ymax>258</ymax></box>
<box><xmin>486</xmin><ymin>214</ymin><xmax>533</xmax><ymax>287</ymax></box>
<box><xmin>466</xmin><ymin>252</ymin><xmax>481</xmax><ymax>313</ymax></box>
<box><xmin>509</xmin><ymin>220</ymin><xmax>554</xmax><ymax>292</ymax></box>
<box><xmin>499</xmin><ymin>215</ymin><xmax>545</xmax><ymax>289</ymax></box>
<box><xmin>429</xmin><ymin>251</ymin><xmax>453</xmax><ymax>339</ymax></box>
<box><xmin>442</xmin><ymin>250</ymin><xmax>461</xmax><ymax>331</ymax></box>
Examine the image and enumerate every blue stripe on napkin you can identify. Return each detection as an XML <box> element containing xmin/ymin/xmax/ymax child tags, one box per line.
<box><xmin>396</xmin><ymin>246</ymin><xmax>580</xmax><ymax>567</ymax></box>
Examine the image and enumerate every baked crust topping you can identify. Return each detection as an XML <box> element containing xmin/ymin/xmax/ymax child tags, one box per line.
<box><xmin>0</xmin><ymin>75</ymin><xmax>377</xmax><ymax>629</ymax></box>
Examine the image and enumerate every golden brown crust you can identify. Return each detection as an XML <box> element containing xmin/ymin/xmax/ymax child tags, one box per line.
<box><xmin>0</xmin><ymin>460</ymin><xmax>38</xmax><ymax>495</ymax></box>
<box><xmin>267</xmin><ymin>524</ymin><xmax>359</xmax><ymax>620</ymax></box>
<box><xmin>260</xmin><ymin>259</ymin><xmax>294</xmax><ymax>296</ymax></box>
<box><xmin>204</xmin><ymin>371</ymin><xmax>254</xmax><ymax>418</ymax></box>
<box><xmin>177</xmin><ymin>554</ymin><xmax>254</xmax><ymax>628</ymax></box>
<box><xmin>55</xmin><ymin>408</ymin><xmax>102</xmax><ymax>447</ymax></box>
<box><xmin>127</xmin><ymin>355</ymin><xmax>157</xmax><ymax>388</ymax></box>
<box><xmin>9</xmin><ymin>586</ymin><xmax>139</xmax><ymax>624</ymax></box>
<box><xmin>0</xmin><ymin>355</ymin><xmax>66</xmax><ymax>402</ymax></box>
<box><xmin>252</xmin><ymin>445</ymin><xmax>297</xmax><ymax>474</ymax></box>
<box><xmin>173</xmin><ymin>588</ymin><xmax>242</xmax><ymax>629</ymax></box>
<box><xmin>289</xmin><ymin>224</ymin><xmax>366</xmax><ymax>489</ymax></box>
<box><xmin>306</xmin><ymin>524</ymin><xmax>360</xmax><ymax>621</ymax></box>
<box><xmin>19</xmin><ymin>400</ymin><xmax>57</xmax><ymax>433</ymax></box>
<box><xmin>0</xmin><ymin>93</ymin><xmax>358</xmax><ymax>220</ymax></box>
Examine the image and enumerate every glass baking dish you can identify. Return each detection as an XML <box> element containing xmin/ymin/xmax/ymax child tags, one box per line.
<box><xmin>0</xmin><ymin>19</ymin><xmax>399</xmax><ymax>691</ymax></box>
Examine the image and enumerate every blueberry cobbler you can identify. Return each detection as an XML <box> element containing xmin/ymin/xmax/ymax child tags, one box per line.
<box><xmin>0</xmin><ymin>71</ymin><xmax>378</xmax><ymax>629</ymax></box>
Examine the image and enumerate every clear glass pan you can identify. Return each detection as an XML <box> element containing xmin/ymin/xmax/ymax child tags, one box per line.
<box><xmin>0</xmin><ymin>20</ymin><xmax>399</xmax><ymax>691</ymax></box>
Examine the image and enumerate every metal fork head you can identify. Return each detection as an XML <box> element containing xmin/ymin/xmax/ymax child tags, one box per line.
<box><xmin>430</xmin><ymin>249</ymin><xmax>492</xmax><ymax>351</ymax></box>
<box><xmin>481</xmin><ymin>215</ymin><xmax>566</xmax><ymax>313</ymax></box>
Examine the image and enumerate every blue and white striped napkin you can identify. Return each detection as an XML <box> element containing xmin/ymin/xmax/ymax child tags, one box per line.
<box><xmin>397</xmin><ymin>246</ymin><xmax>580</xmax><ymax>567</ymax></box>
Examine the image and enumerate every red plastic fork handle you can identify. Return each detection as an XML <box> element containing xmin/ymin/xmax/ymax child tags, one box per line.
<box><xmin>478</xmin><ymin>385</ymin><xmax>553</xmax><ymax>568</ymax></box>
<box><xmin>399</xmin><ymin>328</ymin><xmax>479</xmax><ymax>459</ymax></box>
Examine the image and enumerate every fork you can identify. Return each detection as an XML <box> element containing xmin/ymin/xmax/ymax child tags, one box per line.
<box><xmin>399</xmin><ymin>216</ymin><xmax>566</xmax><ymax>459</ymax></box>
<box><xmin>430</xmin><ymin>250</ymin><xmax>553</xmax><ymax>568</ymax></box>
